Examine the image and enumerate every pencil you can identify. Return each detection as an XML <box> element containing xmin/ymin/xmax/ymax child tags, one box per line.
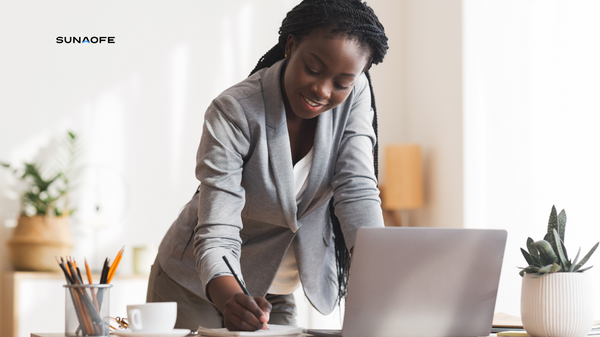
<box><xmin>85</xmin><ymin>258</ymin><xmax>100</xmax><ymax>311</ymax></box>
<box><xmin>84</xmin><ymin>258</ymin><xmax>93</xmax><ymax>284</ymax></box>
<box><xmin>56</xmin><ymin>256</ymin><xmax>74</xmax><ymax>284</ymax></box>
<box><xmin>107</xmin><ymin>246</ymin><xmax>124</xmax><ymax>284</ymax></box>
<box><xmin>222</xmin><ymin>256</ymin><xmax>269</xmax><ymax>330</ymax></box>
<box><xmin>100</xmin><ymin>258</ymin><xmax>109</xmax><ymax>284</ymax></box>
<box><xmin>72</xmin><ymin>257</ymin><xmax>83</xmax><ymax>283</ymax></box>
<box><xmin>67</xmin><ymin>260</ymin><xmax>83</xmax><ymax>285</ymax></box>
<box><xmin>222</xmin><ymin>256</ymin><xmax>250</xmax><ymax>296</ymax></box>
<box><xmin>62</xmin><ymin>257</ymin><xmax>72</xmax><ymax>278</ymax></box>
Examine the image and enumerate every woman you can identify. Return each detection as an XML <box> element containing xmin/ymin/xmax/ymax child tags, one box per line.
<box><xmin>147</xmin><ymin>0</ymin><xmax>389</xmax><ymax>331</ymax></box>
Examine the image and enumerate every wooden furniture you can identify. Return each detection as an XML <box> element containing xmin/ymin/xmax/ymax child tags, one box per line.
<box><xmin>1</xmin><ymin>272</ymin><xmax>148</xmax><ymax>337</ymax></box>
<box><xmin>381</xmin><ymin>144</ymin><xmax>424</xmax><ymax>227</ymax></box>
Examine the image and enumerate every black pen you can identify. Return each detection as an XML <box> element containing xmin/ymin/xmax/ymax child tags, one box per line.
<box><xmin>222</xmin><ymin>255</ymin><xmax>269</xmax><ymax>330</ymax></box>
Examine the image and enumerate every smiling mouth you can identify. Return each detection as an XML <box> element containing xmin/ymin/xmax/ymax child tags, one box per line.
<box><xmin>302</xmin><ymin>94</ymin><xmax>323</xmax><ymax>108</ymax></box>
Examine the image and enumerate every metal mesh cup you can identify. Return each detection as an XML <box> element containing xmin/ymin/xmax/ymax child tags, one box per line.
<box><xmin>64</xmin><ymin>284</ymin><xmax>113</xmax><ymax>337</ymax></box>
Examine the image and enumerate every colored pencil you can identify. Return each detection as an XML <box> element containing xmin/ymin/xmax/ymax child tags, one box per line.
<box><xmin>84</xmin><ymin>258</ymin><xmax>100</xmax><ymax>311</ymax></box>
<box><xmin>106</xmin><ymin>246</ymin><xmax>124</xmax><ymax>284</ymax></box>
<box><xmin>84</xmin><ymin>258</ymin><xmax>93</xmax><ymax>284</ymax></box>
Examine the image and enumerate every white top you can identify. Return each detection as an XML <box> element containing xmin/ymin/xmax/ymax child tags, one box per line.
<box><xmin>267</xmin><ymin>147</ymin><xmax>314</xmax><ymax>295</ymax></box>
<box><xmin>293</xmin><ymin>147</ymin><xmax>314</xmax><ymax>205</ymax></box>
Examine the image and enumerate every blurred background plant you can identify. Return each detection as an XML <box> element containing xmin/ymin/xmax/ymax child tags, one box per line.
<box><xmin>1</xmin><ymin>131</ymin><xmax>83</xmax><ymax>217</ymax></box>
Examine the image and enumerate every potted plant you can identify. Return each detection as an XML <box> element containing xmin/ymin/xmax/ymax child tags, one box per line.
<box><xmin>519</xmin><ymin>205</ymin><xmax>598</xmax><ymax>337</ymax></box>
<box><xmin>2</xmin><ymin>131</ymin><xmax>80</xmax><ymax>271</ymax></box>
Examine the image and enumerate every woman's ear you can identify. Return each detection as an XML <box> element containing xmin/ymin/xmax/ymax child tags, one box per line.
<box><xmin>284</xmin><ymin>35</ymin><xmax>296</xmax><ymax>59</ymax></box>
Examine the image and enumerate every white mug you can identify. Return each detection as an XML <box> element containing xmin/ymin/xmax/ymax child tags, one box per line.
<box><xmin>127</xmin><ymin>302</ymin><xmax>177</xmax><ymax>333</ymax></box>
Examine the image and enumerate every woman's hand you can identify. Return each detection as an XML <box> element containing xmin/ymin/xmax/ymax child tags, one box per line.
<box><xmin>207</xmin><ymin>276</ymin><xmax>271</xmax><ymax>331</ymax></box>
<box><xmin>223</xmin><ymin>293</ymin><xmax>271</xmax><ymax>331</ymax></box>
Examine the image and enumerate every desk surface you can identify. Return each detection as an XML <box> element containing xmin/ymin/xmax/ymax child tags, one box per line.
<box><xmin>31</xmin><ymin>333</ymin><xmax>501</xmax><ymax>337</ymax></box>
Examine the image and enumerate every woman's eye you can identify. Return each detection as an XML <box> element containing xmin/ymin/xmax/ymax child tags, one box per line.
<box><xmin>335</xmin><ymin>82</ymin><xmax>349</xmax><ymax>90</ymax></box>
<box><xmin>305</xmin><ymin>66</ymin><xmax>319</xmax><ymax>75</ymax></box>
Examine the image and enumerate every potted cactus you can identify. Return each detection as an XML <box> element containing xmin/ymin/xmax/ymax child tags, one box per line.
<box><xmin>519</xmin><ymin>205</ymin><xmax>598</xmax><ymax>337</ymax></box>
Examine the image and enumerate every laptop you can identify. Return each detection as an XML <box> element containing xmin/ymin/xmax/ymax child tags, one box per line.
<box><xmin>307</xmin><ymin>227</ymin><xmax>507</xmax><ymax>337</ymax></box>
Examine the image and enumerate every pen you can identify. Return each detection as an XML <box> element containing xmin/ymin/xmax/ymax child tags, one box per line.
<box><xmin>222</xmin><ymin>255</ymin><xmax>268</xmax><ymax>330</ymax></box>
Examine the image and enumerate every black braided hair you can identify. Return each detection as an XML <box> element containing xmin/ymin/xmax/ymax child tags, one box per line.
<box><xmin>249</xmin><ymin>0</ymin><xmax>388</xmax><ymax>305</ymax></box>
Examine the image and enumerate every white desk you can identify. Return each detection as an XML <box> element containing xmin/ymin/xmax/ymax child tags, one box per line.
<box><xmin>30</xmin><ymin>333</ymin><xmax>500</xmax><ymax>337</ymax></box>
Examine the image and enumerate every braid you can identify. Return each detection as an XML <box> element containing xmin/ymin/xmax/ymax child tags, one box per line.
<box><xmin>250</xmin><ymin>0</ymin><xmax>388</xmax><ymax>305</ymax></box>
<box><xmin>365</xmin><ymin>70</ymin><xmax>379</xmax><ymax>179</ymax></box>
<box><xmin>249</xmin><ymin>44</ymin><xmax>285</xmax><ymax>77</ymax></box>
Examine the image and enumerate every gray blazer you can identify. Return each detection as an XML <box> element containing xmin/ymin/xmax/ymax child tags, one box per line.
<box><xmin>158</xmin><ymin>59</ymin><xmax>384</xmax><ymax>315</ymax></box>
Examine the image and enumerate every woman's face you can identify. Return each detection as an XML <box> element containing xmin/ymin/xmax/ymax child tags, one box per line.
<box><xmin>282</xmin><ymin>29</ymin><xmax>370</xmax><ymax>120</ymax></box>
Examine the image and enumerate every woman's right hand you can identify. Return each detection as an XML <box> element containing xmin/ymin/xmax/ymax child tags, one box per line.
<box><xmin>223</xmin><ymin>293</ymin><xmax>271</xmax><ymax>331</ymax></box>
<box><xmin>207</xmin><ymin>276</ymin><xmax>271</xmax><ymax>331</ymax></box>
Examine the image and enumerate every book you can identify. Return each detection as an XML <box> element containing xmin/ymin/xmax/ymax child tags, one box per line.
<box><xmin>197</xmin><ymin>324</ymin><xmax>303</xmax><ymax>337</ymax></box>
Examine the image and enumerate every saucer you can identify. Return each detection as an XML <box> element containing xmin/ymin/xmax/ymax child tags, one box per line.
<box><xmin>112</xmin><ymin>328</ymin><xmax>191</xmax><ymax>337</ymax></box>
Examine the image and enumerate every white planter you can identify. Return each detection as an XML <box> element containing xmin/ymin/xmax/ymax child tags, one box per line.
<box><xmin>521</xmin><ymin>272</ymin><xmax>594</xmax><ymax>337</ymax></box>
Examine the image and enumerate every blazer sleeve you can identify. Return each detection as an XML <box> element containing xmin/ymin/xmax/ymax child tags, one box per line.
<box><xmin>331</xmin><ymin>74</ymin><xmax>385</xmax><ymax>250</ymax></box>
<box><xmin>193</xmin><ymin>94</ymin><xmax>251</xmax><ymax>299</ymax></box>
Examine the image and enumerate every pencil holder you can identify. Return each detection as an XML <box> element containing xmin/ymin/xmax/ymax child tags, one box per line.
<box><xmin>64</xmin><ymin>284</ymin><xmax>112</xmax><ymax>337</ymax></box>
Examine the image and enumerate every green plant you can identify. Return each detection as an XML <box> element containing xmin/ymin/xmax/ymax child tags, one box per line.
<box><xmin>519</xmin><ymin>205</ymin><xmax>599</xmax><ymax>278</ymax></box>
<box><xmin>1</xmin><ymin>131</ymin><xmax>81</xmax><ymax>217</ymax></box>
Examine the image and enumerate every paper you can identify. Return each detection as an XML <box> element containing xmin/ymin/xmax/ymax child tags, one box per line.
<box><xmin>496</xmin><ymin>331</ymin><xmax>529</xmax><ymax>337</ymax></box>
<box><xmin>492</xmin><ymin>312</ymin><xmax>523</xmax><ymax>328</ymax></box>
<box><xmin>197</xmin><ymin>324</ymin><xmax>303</xmax><ymax>336</ymax></box>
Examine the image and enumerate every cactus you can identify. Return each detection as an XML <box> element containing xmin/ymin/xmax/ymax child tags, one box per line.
<box><xmin>519</xmin><ymin>206</ymin><xmax>598</xmax><ymax>278</ymax></box>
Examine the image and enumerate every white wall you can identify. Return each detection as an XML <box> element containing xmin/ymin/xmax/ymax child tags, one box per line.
<box><xmin>403</xmin><ymin>0</ymin><xmax>463</xmax><ymax>228</ymax></box>
<box><xmin>372</xmin><ymin>0</ymin><xmax>464</xmax><ymax>229</ymax></box>
<box><xmin>463</xmin><ymin>0</ymin><xmax>600</xmax><ymax>318</ymax></box>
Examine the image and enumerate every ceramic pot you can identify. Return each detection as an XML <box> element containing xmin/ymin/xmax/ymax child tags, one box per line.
<box><xmin>521</xmin><ymin>272</ymin><xmax>594</xmax><ymax>337</ymax></box>
<box><xmin>7</xmin><ymin>215</ymin><xmax>72</xmax><ymax>271</ymax></box>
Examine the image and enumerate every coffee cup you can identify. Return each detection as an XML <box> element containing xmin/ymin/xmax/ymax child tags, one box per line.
<box><xmin>127</xmin><ymin>302</ymin><xmax>177</xmax><ymax>333</ymax></box>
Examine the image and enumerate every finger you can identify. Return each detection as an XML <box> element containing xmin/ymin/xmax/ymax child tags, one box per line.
<box><xmin>224</xmin><ymin>311</ymin><xmax>262</xmax><ymax>331</ymax></box>
<box><xmin>224</xmin><ymin>306</ymin><xmax>263</xmax><ymax>331</ymax></box>
<box><xmin>225</xmin><ymin>295</ymin><xmax>264</xmax><ymax>330</ymax></box>
<box><xmin>254</xmin><ymin>297</ymin><xmax>272</xmax><ymax>323</ymax></box>
<box><xmin>235</xmin><ymin>293</ymin><xmax>267</xmax><ymax>323</ymax></box>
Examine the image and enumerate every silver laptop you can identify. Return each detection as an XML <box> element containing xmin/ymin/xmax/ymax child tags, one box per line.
<box><xmin>308</xmin><ymin>227</ymin><xmax>507</xmax><ymax>337</ymax></box>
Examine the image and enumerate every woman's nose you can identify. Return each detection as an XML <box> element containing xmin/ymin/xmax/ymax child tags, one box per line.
<box><xmin>312</xmin><ymin>80</ymin><xmax>331</xmax><ymax>100</ymax></box>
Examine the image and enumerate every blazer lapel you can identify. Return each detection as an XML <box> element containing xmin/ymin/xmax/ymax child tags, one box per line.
<box><xmin>263</xmin><ymin>60</ymin><xmax>300</xmax><ymax>232</ymax></box>
<box><xmin>297</xmin><ymin>109</ymin><xmax>332</xmax><ymax>217</ymax></box>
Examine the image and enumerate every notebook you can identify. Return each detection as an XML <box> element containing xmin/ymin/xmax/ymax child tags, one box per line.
<box><xmin>197</xmin><ymin>324</ymin><xmax>302</xmax><ymax>336</ymax></box>
<box><xmin>307</xmin><ymin>227</ymin><xmax>507</xmax><ymax>337</ymax></box>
